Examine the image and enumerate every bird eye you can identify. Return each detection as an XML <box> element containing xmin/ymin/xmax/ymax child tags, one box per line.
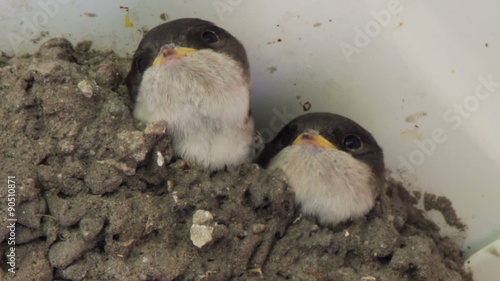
<box><xmin>201</xmin><ymin>30</ymin><xmax>219</xmax><ymax>43</ymax></box>
<box><xmin>343</xmin><ymin>134</ymin><xmax>363</xmax><ymax>150</ymax></box>
<box><xmin>135</xmin><ymin>57</ymin><xmax>150</xmax><ymax>72</ymax></box>
<box><xmin>280</xmin><ymin>132</ymin><xmax>294</xmax><ymax>146</ymax></box>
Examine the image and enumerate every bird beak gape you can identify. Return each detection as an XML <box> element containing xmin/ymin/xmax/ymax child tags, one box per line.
<box><xmin>292</xmin><ymin>130</ymin><xmax>337</xmax><ymax>150</ymax></box>
<box><xmin>152</xmin><ymin>46</ymin><xmax>198</xmax><ymax>66</ymax></box>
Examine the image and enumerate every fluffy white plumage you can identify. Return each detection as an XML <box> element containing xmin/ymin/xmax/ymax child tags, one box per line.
<box><xmin>268</xmin><ymin>143</ymin><xmax>377</xmax><ymax>225</ymax></box>
<box><xmin>134</xmin><ymin>49</ymin><xmax>254</xmax><ymax>171</ymax></box>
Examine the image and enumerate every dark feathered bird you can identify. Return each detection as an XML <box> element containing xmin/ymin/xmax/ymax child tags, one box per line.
<box><xmin>258</xmin><ymin>112</ymin><xmax>385</xmax><ymax>225</ymax></box>
<box><xmin>126</xmin><ymin>18</ymin><xmax>256</xmax><ymax>171</ymax></box>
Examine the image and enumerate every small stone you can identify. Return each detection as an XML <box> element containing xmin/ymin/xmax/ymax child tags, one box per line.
<box><xmin>77</xmin><ymin>80</ymin><xmax>96</xmax><ymax>98</ymax></box>
<box><xmin>116</xmin><ymin>131</ymin><xmax>148</xmax><ymax>162</ymax></box>
<box><xmin>190</xmin><ymin>210</ymin><xmax>216</xmax><ymax>248</ymax></box>
<box><xmin>169</xmin><ymin>159</ymin><xmax>187</xmax><ymax>169</ymax></box>
<box><xmin>251</xmin><ymin>223</ymin><xmax>266</xmax><ymax>234</ymax></box>
<box><xmin>190</xmin><ymin>224</ymin><xmax>215</xmax><ymax>248</ymax></box>
<box><xmin>156</xmin><ymin>151</ymin><xmax>165</xmax><ymax>167</ymax></box>
<box><xmin>167</xmin><ymin>180</ymin><xmax>174</xmax><ymax>192</ymax></box>
<box><xmin>192</xmin><ymin>210</ymin><xmax>213</xmax><ymax>225</ymax></box>
<box><xmin>144</xmin><ymin>120</ymin><xmax>168</xmax><ymax>135</ymax></box>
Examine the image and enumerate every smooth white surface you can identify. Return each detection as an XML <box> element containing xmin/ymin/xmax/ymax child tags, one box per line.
<box><xmin>2</xmin><ymin>0</ymin><xmax>500</xmax><ymax>258</ymax></box>
<box><xmin>464</xmin><ymin>238</ymin><xmax>500</xmax><ymax>280</ymax></box>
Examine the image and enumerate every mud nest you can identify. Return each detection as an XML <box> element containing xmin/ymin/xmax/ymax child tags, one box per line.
<box><xmin>0</xmin><ymin>38</ymin><xmax>472</xmax><ymax>281</ymax></box>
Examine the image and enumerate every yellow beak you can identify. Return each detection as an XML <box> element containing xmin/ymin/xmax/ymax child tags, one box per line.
<box><xmin>152</xmin><ymin>47</ymin><xmax>198</xmax><ymax>66</ymax></box>
<box><xmin>292</xmin><ymin>131</ymin><xmax>337</xmax><ymax>150</ymax></box>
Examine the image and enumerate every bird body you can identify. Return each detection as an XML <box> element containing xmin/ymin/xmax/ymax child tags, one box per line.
<box><xmin>134</xmin><ymin>48</ymin><xmax>253</xmax><ymax>170</ymax></box>
<box><xmin>127</xmin><ymin>19</ymin><xmax>255</xmax><ymax>171</ymax></box>
<box><xmin>260</xmin><ymin>113</ymin><xmax>385</xmax><ymax>225</ymax></box>
<box><xmin>268</xmin><ymin>133</ymin><xmax>378</xmax><ymax>225</ymax></box>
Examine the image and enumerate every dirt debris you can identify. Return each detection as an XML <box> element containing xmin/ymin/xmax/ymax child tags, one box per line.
<box><xmin>424</xmin><ymin>193</ymin><xmax>467</xmax><ymax>230</ymax></box>
<box><xmin>0</xmin><ymin>38</ymin><xmax>472</xmax><ymax>281</ymax></box>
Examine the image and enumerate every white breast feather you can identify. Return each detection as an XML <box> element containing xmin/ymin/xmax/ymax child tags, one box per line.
<box><xmin>268</xmin><ymin>145</ymin><xmax>376</xmax><ymax>225</ymax></box>
<box><xmin>134</xmin><ymin>49</ymin><xmax>254</xmax><ymax>170</ymax></box>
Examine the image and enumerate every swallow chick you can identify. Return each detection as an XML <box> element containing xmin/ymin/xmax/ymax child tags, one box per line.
<box><xmin>126</xmin><ymin>18</ymin><xmax>255</xmax><ymax>171</ymax></box>
<box><xmin>258</xmin><ymin>112</ymin><xmax>385</xmax><ymax>226</ymax></box>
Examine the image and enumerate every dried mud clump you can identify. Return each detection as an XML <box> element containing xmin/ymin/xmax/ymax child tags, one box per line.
<box><xmin>0</xmin><ymin>38</ymin><xmax>472</xmax><ymax>281</ymax></box>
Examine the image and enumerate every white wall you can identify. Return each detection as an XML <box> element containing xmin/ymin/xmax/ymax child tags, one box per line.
<box><xmin>2</xmin><ymin>0</ymin><xmax>499</xmax><ymax>258</ymax></box>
